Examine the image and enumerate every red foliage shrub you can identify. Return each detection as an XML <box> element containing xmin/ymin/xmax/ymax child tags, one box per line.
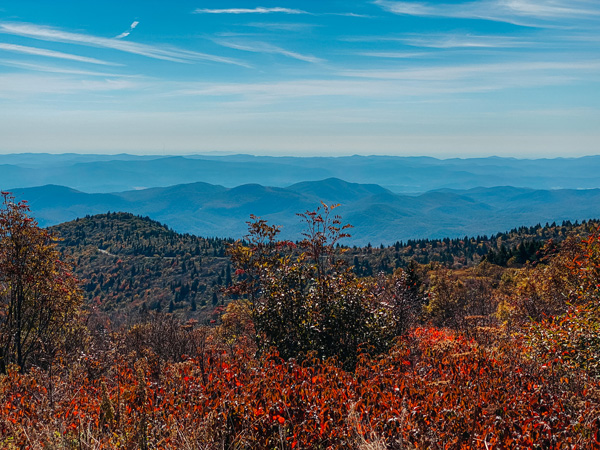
<box><xmin>1</xmin><ymin>326</ymin><xmax>599</xmax><ymax>449</ymax></box>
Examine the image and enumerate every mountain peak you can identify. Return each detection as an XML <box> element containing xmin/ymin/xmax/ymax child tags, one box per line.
<box><xmin>287</xmin><ymin>178</ymin><xmax>393</xmax><ymax>203</ymax></box>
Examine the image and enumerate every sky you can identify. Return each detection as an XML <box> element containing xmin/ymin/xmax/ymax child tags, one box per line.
<box><xmin>0</xmin><ymin>0</ymin><xmax>598</xmax><ymax>157</ymax></box>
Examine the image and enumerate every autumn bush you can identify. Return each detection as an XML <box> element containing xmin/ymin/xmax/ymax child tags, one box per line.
<box><xmin>527</xmin><ymin>302</ymin><xmax>600</xmax><ymax>382</ymax></box>
<box><xmin>227</xmin><ymin>204</ymin><xmax>422</xmax><ymax>370</ymax></box>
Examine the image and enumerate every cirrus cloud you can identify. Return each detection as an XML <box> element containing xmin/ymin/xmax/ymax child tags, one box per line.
<box><xmin>0</xmin><ymin>22</ymin><xmax>250</xmax><ymax>67</ymax></box>
<box><xmin>0</xmin><ymin>42</ymin><xmax>117</xmax><ymax>65</ymax></box>
<box><xmin>374</xmin><ymin>0</ymin><xmax>600</xmax><ymax>27</ymax></box>
<box><xmin>194</xmin><ymin>7</ymin><xmax>311</xmax><ymax>15</ymax></box>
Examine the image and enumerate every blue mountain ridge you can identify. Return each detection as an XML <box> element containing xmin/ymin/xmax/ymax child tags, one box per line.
<box><xmin>8</xmin><ymin>178</ymin><xmax>600</xmax><ymax>246</ymax></box>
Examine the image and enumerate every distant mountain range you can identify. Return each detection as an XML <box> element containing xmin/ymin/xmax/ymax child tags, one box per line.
<box><xmin>3</xmin><ymin>153</ymin><xmax>600</xmax><ymax>193</ymax></box>
<box><xmin>10</xmin><ymin>178</ymin><xmax>600</xmax><ymax>245</ymax></box>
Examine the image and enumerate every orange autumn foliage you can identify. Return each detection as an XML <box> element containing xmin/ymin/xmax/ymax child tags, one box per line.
<box><xmin>1</xmin><ymin>325</ymin><xmax>599</xmax><ymax>449</ymax></box>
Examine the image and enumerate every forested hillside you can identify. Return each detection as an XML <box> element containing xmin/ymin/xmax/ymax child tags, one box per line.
<box><xmin>51</xmin><ymin>213</ymin><xmax>233</xmax><ymax>323</ymax></box>
<box><xmin>356</xmin><ymin>218</ymin><xmax>598</xmax><ymax>273</ymax></box>
<box><xmin>49</xmin><ymin>212</ymin><xmax>599</xmax><ymax>324</ymax></box>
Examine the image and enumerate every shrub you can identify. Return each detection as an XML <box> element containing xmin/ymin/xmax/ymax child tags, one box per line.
<box><xmin>228</xmin><ymin>204</ymin><xmax>406</xmax><ymax>369</ymax></box>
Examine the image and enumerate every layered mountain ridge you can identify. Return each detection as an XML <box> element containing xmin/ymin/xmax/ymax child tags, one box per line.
<box><xmin>3</xmin><ymin>153</ymin><xmax>600</xmax><ymax>193</ymax></box>
<box><xmin>10</xmin><ymin>178</ymin><xmax>600</xmax><ymax>245</ymax></box>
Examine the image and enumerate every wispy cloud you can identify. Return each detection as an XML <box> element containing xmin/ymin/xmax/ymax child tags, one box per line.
<box><xmin>344</xmin><ymin>30</ymin><xmax>592</xmax><ymax>53</ymax></box>
<box><xmin>214</xmin><ymin>40</ymin><xmax>324</xmax><ymax>63</ymax></box>
<box><xmin>167</xmin><ymin>57</ymin><xmax>598</xmax><ymax>101</ymax></box>
<box><xmin>373</xmin><ymin>0</ymin><xmax>600</xmax><ymax>27</ymax></box>
<box><xmin>343</xmin><ymin>33</ymin><xmax>531</xmax><ymax>48</ymax></box>
<box><xmin>329</xmin><ymin>12</ymin><xmax>371</xmax><ymax>18</ymax></box>
<box><xmin>0</xmin><ymin>73</ymin><xmax>140</xmax><ymax>98</ymax></box>
<box><xmin>194</xmin><ymin>7</ymin><xmax>311</xmax><ymax>15</ymax></box>
<box><xmin>339</xmin><ymin>60</ymin><xmax>600</xmax><ymax>86</ymax></box>
<box><xmin>0</xmin><ymin>59</ymin><xmax>135</xmax><ymax>77</ymax></box>
<box><xmin>357</xmin><ymin>51</ymin><xmax>427</xmax><ymax>58</ymax></box>
<box><xmin>0</xmin><ymin>22</ymin><xmax>250</xmax><ymax>67</ymax></box>
<box><xmin>170</xmin><ymin>79</ymin><xmax>393</xmax><ymax>100</ymax></box>
<box><xmin>115</xmin><ymin>20</ymin><xmax>139</xmax><ymax>39</ymax></box>
<box><xmin>194</xmin><ymin>7</ymin><xmax>369</xmax><ymax>18</ymax></box>
<box><xmin>168</xmin><ymin>78</ymin><xmax>471</xmax><ymax>104</ymax></box>
<box><xmin>0</xmin><ymin>42</ymin><xmax>117</xmax><ymax>65</ymax></box>
<box><xmin>397</xmin><ymin>33</ymin><xmax>531</xmax><ymax>49</ymax></box>
<box><xmin>164</xmin><ymin>59</ymin><xmax>599</xmax><ymax>102</ymax></box>
<box><xmin>245</xmin><ymin>22</ymin><xmax>320</xmax><ymax>32</ymax></box>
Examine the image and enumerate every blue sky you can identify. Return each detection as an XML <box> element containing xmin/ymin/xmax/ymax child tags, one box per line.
<box><xmin>0</xmin><ymin>1</ymin><xmax>598</xmax><ymax>157</ymax></box>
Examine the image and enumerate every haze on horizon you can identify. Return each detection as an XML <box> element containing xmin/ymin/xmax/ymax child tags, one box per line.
<box><xmin>0</xmin><ymin>1</ymin><xmax>598</xmax><ymax>158</ymax></box>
